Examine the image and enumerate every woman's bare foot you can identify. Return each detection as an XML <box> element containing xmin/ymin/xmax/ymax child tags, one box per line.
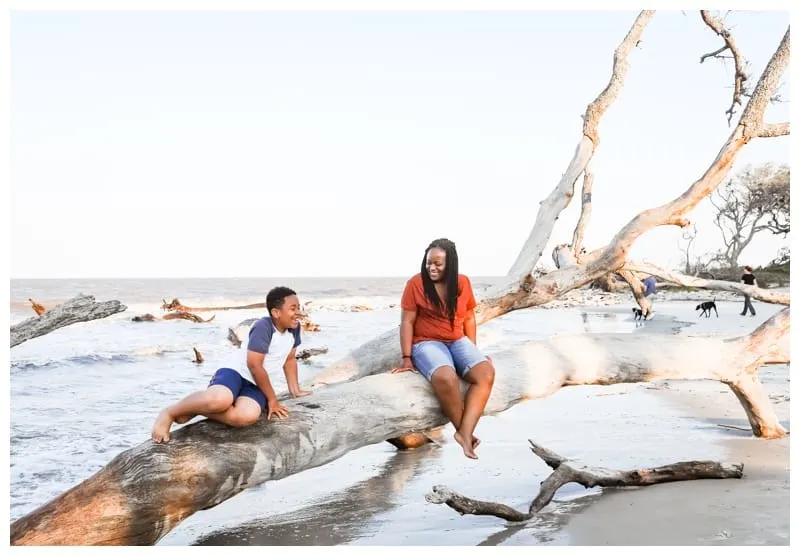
<box><xmin>454</xmin><ymin>431</ymin><xmax>478</xmax><ymax>459</ymax></box>
<box><xmin>472</xmin><ymin>436</ymin><xmax>481</xmax><ymax>449</ymax></box>
<box><xmin>152</xmin><ymin>409</ymin><xmax>175</xmax><ymax>443</ymax></box>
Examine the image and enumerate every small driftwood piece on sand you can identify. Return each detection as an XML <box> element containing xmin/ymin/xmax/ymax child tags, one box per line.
<box><xmin>132</xmin><ymin>312</ymin><xmax>215</xmax><ymax>324</ymax></box>
<box><xmin>29</xmin><ymin>298</ymin><xmax>46</xmax><ymax>316</ymax></box>
<box><xmin>296</xmin><ymin>347</ymin><xmax>329</xmax><ymax>361</ymax></box>
<box><xmin>161</xmin><ymin>298</ymin><xmax>264</xmax><ymax>313</ymax></box>
<box><xmin>228</xmin><ymin>318</ymin><xmax>258</xmax><ymax>348</ymax></box>
<box><xmin>11</xmin><ymin>294</ymin><xmax>126</xmax><ymax>348</ymax></box>
<box><xmin>192</xmin><ymin>348</ymin><xmax>204</xmax><ymax>364</ymax></box>
<box><xmin>426</xmin><ymin>440</ymin><xmax>744</xmax><ymax>521</ymax></box>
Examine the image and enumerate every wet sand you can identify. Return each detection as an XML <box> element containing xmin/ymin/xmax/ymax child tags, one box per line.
<box><xmin>164</xmin><ymin>301</ymin><xmax>789</xmax><ymax>546</ymax></box>
<box><xmin>548</xmin><ymin>301</ymin><xmax>790</xmax><ymax>546</ymax></box>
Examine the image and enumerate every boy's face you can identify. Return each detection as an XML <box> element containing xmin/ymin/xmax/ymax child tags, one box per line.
<box><xmin>271</xmin><ymin>294</ymin><xmax>301</xmax><ymax>330</ymax></box>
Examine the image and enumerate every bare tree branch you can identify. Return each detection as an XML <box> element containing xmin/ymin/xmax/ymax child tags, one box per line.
<box><xmin>700</xmin><ymin>10</ymin><xmax>749</xmax><ymax>125</ymax></box>
<box><xmin>506</xmin><ymin>10</ymin><xmax>655</xmax><ymax>279</ymax></box>
<box><xmin>622</xmin><ymin>261</ymin><xmax>790</xmax><ymax>305</ymax></box>
<box><xmin>426</xmin><ymin>440</ymin><xmax>743</xmax><ymax>522</ymax></box>
<box><xmin>738</xmin><ymin>28</ymin><xmax>790</xmax><ymax>138</ymax></box>
<box><xmin>758</xmin><ymin>122</ymin><xmax>789</xmax><ymax>137</ymax></box>
<box><xmin>700</xmin><ymin>44</ymin><xmax>728</xmax><ymax>62</ymax></box>
<box><xmin>576</xmin><ymin>28</ymin><xmax>790</xmax><ymax>279</ymax></box>
<box><xmin>571</xmin><ymin>164</ymin><xmax>594</xmax><ymax>258</ymax></box>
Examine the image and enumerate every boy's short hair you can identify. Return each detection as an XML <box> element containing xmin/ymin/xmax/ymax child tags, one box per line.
<box><xmin>266</xmin><ymin>286</ymin><xmax>297</xmax><ymax>313</ymax></box>
<box><xmin>744</xmin><ymin>265</ymin><xmax>753</xmax><ymax>272</ymax></box>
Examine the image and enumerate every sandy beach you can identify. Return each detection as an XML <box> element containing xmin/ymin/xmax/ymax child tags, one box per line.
<box><xmin>565</xmin><ymin>301</ymin><xmax>790</xmax><ymax>546</ymax></box>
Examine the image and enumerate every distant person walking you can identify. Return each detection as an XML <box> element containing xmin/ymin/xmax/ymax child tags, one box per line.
<box><xmin>740</xmin><ymin>265</ymin><xmax>757</xmax><ymax>316</ymax></box>
<box><xmin>642</xmin><ymin>276</ymin><xmax>657</xmax><ymax>297</ymax></box>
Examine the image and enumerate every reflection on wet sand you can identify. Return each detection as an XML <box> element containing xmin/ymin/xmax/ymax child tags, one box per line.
<box><xmin>477</xmin><ymin>495</ymin><xmax>600</xmax><ymax>546</ymax></box>
<box><xmin>194</xmin><ymin>445</ymin><xmax>441</xmax><ymax>546</ymax></box>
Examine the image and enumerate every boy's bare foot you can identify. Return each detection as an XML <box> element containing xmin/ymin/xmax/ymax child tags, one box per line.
<box><xmin>454</xmin><ymin>431</ymin><xmax>478</xmax><ymax>459</ymax></box>
<box><xmin>152</xmin><ymin>409</ymin><xmax>175</xmax><ymax>443</ymax></box>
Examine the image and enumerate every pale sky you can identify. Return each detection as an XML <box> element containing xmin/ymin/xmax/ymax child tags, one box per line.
<box><xmin>10</xmin><ymin>8</ymin><xmax>791</xmax><ymax>278</ymax></box>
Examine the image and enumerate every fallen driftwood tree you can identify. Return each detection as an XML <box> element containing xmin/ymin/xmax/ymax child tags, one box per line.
<box><xmin>132</xmin><ymin>312</ymin><xmax>216</xmax><ymax>324</ymax></box>
<box><xmin>9</xmin><ymin>308</ymin><xmax>788</xmax><ymax>545</ymax></box>
<box><xmin>426</xmin><ymin>440</ymin><xmax>744</xmax><ymax>521</ymax></box>
<box><xmin>11</xmin><ymin>294</ymin><xmax>127</xmax><ymax>348</ymax></box>
<box><xmin>161</xmin><ymin>298</ymin><xmax>263</xmax><ymax>313</ymax></box>
<box><xmin>10</xmin><ymin>11</ymin><xmax>791</xmax><ymax>546</ymax></box>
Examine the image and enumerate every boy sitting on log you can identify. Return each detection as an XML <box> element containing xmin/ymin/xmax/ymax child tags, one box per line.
<box><xmin>151</xmin><ymin>286</ymin><xmax>312</xmax><ymax>443</ymax></box>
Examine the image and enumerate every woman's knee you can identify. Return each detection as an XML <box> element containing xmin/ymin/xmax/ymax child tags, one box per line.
<box><xmin>469</xmin><ymin>361</ymin><xmax>495</xmax><ymax>385</ymax></box>
<box><xmin>430</xmin><ymin>366</ymin><xmax>459</xmax><ymax>388</ymax></box>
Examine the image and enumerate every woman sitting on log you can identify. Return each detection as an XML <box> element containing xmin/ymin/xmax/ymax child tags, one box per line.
<box><xmin>392</xmin><ymin>238</ymin><xmax>495</xmax><ymax>459</ymax></box>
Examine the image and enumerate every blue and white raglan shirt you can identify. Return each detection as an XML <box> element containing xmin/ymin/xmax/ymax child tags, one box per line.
<box><xmin>228</xmin><ymin>317</ymin><xmax>301</xmax><ymax>382</ymax></box>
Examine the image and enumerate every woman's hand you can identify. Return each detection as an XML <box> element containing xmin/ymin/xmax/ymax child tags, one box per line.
<box><xmin>391</xmin><ymin>356</ymin><xmax>416</xmax><ymax>374</ymax></box>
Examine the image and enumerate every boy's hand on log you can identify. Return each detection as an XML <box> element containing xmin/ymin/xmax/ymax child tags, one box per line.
<box><xmin>267</xmin><ymin>401</ymin><xmax>289</xmax><ymax>420</ymax></box>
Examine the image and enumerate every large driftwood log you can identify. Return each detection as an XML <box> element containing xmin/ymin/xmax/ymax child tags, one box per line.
<box><xmin>10</xmin><ymin>294</ymin><xmax>127</xmax><ymax>348</ymax></box>
<box><xmin>426</xmin><ymin>440</ymin><xmax>743</xmax><ymax>521</ymax></box>
<box><xmin>10</xmin><ymin>308</ymin><xmax>788</xmax><ymax>545</ymax></box>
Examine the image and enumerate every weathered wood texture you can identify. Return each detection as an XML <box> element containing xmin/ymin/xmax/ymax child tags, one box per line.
<box><xmin>10</xmin><ymin>308</ymin><xmax>788</xmax><ymax>545</ymax></box>
<box><xmin>10</xmin><ymin>294</ymin><xmax>127</xmax><ymax>348</ymax></box>
<box><xmin>426</xmin><ymin>440</ymin><xmax>744</xmax><ymax>521</ymax></box>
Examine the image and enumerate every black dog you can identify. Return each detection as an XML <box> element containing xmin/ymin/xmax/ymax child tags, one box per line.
<box><xmin>695</xmin><ymin>298</ymin><xmax>718</xmax><ymax>318</ymax></box>
<box><xmin>632</xmin><ymin>307</ymin><xmax>651</xmax><ymax>321</ymax></box>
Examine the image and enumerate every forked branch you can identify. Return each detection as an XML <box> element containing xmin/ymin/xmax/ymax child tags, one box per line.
<box><xmin>426</xmin><ymin>440</ymin><xmax>743</xmax><ymax>521</ymax></box>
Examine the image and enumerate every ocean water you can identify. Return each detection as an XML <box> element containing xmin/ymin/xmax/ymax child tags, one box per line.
<box><xmin>9</xmin><ymin>277</ymin><xmax>735</xmax><ymax>545</ymax></box>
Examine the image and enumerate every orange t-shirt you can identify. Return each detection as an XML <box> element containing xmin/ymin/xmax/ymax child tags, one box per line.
<box><xmin>400</xmin><ymin>273</ymin><xmax>477</xmax><ymax>344</ymax></box>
